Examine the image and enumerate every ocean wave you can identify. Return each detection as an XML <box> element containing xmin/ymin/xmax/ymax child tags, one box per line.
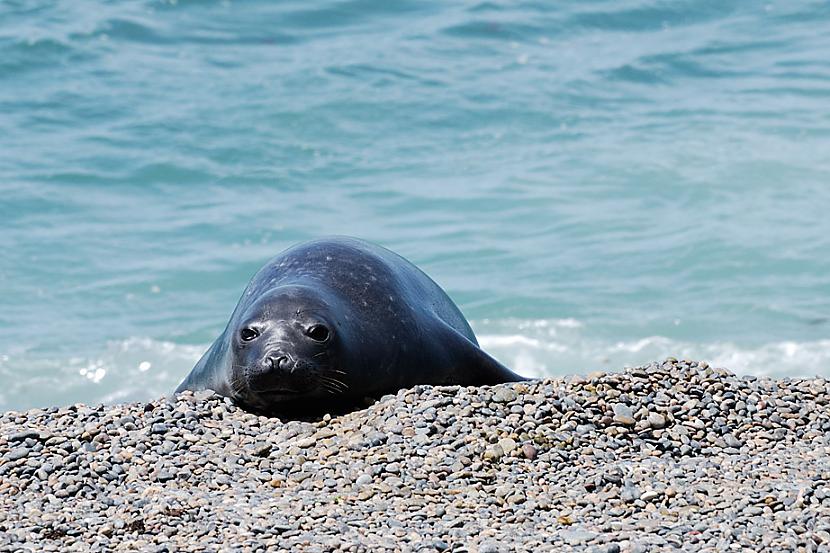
<box><xmin>476</xmin><ymin>319</ymin><xmax>830</xmax><ymax>379</ymax></box>
<box><xmin>0</xmin><ymin>338</ymin><xmax>205</xmax><ymax>412</ymax></box>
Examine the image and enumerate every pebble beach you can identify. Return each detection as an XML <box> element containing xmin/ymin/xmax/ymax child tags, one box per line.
<box><xmin>2</xmin><ymin>359</ymin><xmax>830</xmax><ymax>552</ymax></box>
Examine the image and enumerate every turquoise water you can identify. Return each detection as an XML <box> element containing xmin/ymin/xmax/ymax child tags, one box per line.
<box><xmin>2</xmin><ymin>0</ymin><xmax>830</xmax><ymax>412</ymax></box>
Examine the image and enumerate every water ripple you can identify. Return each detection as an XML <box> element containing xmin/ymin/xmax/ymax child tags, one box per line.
<box><xmin>2</xmin><ymin>0</ymin><xmax>829</xmax><ymax>410</ymax></box>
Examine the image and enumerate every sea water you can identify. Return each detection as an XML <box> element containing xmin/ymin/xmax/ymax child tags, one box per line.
<box><xmin>1</xmin><ymin>0</ymin><xmax>829</xmax><ymax>411</ymax></box>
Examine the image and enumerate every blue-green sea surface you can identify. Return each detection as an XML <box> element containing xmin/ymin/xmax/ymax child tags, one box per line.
<box><xmin>1</xmin><ymin>0</ymin><xmax>829</xmax><ymax>411</ymax></box>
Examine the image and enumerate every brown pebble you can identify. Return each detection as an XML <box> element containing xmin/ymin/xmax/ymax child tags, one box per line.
<box><xmin>521</xmin><ymin>444</ymin><xmax>537</xmax><ymax>460</ymax></box>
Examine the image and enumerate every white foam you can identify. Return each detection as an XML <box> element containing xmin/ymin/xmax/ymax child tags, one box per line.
<box><xmin>0</xmin><ymin>338</ymin><xmax>207</xmax><ymax>411</ymax></box>
<box><xmin>612</xmin><ymin>337</ymin><xmax>673</xmax><ymax>354</ymax></box>
<box><xmin>703</xmin><ymin>340</ymin><xmax>830</xmax><ymax>377</ymax></box>
<box><xmin>479</xmin><ymin>335</ymin><xmax>543</xmax><ymax>348</ymax></box>
<box><xmin>473</xmin><ymin>319</ymin><xmax>830</xmax><ymax>379</ymax></box>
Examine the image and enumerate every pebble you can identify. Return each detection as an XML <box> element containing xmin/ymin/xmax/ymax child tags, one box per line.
<box><xmin>8</xmin><ymin>430</ymin><xmax>40</xmax><ymax>442</ymax></box>
<box><xmin>492</xmin><ymin>388</ymin><xmax>517</xmax><ymax>403</ymax></box>
<box><xmin>150</xmin><ymin>423</ymin><xmax>168</xmax><ymax>434</ymax></box>
<box><xmin>4</xmin><ymin>447</ymin><xmax>29</xmax><ymax>461</ymax></box>
<box><xmin>521</xmin><ymin>444</ymin><xmax>537</xmax><ymax>460</ymax></box>
<box><xmin>647</xmin><ymin>412</ymin><xmax>666</xmax><ymax>429</ymax></box>
<box><xmin>723</xmin><ymin>433</ymin><xmax>743</xmax><ymax>449</ymax></box>
<box><xmin>483</xmin><ymin>444</ymin><xmax>505</xmax><ymax>461</ymax></box>
<box><xmin>497</xmin><ymin>437</ymin><xmax>517</xmax><ymax>454</ymax></box>
<box><xmin>640</xmin><ymin>490</ymin><xmax>660</xmax><ymax>502</ymax></box>
<box><xmin>1</xmin><ymin>359</ymin><xmax>829</xmax><ymax>552</ymax></box>
<box><xmin>478</xmin><ymin>541</ymin><xmax>501</xmax><ymax>553</ymax></box>
<box><xmin>612</xmin><ymin>404</ymin><xmax>635</xmax><ymax>426</ymax></box>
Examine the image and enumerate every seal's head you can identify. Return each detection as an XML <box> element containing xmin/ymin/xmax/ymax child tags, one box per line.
<box><xmin>227</xmin><ymin>286</ymin><xmax>348</xmax><ymax>413</ymax></box>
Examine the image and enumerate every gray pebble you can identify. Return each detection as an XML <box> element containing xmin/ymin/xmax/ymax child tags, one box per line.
<box><xmin>151</xmin><ymin>423</ymin><xmax>168</xmax><ymax>434</ymax></box>
<box><xmin>5</xmin><ymin>447</ymin><xmax>29</xmax><ymax>461</ymax></box>
<box><xmin>647</xmin><ymin>412</ymin><xmax>666</xmax><ymax>429</ymax></box>
<box><xmin>2</xmin><ymin>358</ymin><xmax>829</xmax><ymax>552</ymax></box>
<box><xmin>492</xmin><ymin>388</ymin><xmax>517</xmax><ymax>403</ymax></box>
<box><xmin>723</xmin><ymin>433</ymin><xmax>743</xmax><ymax>448</ymax></box>
<box><xmin>478</xmin><ymin>541</ymin><xmax>501</xmax><ymax>553</ymax></box>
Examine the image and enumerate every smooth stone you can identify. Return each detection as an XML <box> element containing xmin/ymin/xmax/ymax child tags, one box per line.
<box><xmin>151</xmin><ymin>423</ymin><xmax>168</xmax><ymax>434</ymax></box>
<box><xmin>492</xmin><ymin>388</ymin><xmax>517</xmax><ymax>403</ymax></box>
<box><xmin>5</xmin><ymin>447</ymin><xmax>29</xmax><ymax>461</ymax></box>
<box><xmin>478</xmin><ymin>541</ymin><xmax>501</xmax><ymax>553</ymax></box>
<box><xmin>483</xmin><ymin>444</ymin><xmax>505</xmax><ymax>461</ymax></box>
<box><xmin>521</xmin><ymin>444</ymin><xmax>538</xmax><ymax>460</ymax></box>
<box><xmin>497</xmin><ymin>438</ymin><xmax>517</xmax><ymax>454</ymax></box>
<box><xmin>723</xmin><ymin>434</ymin><xmax>743</xmax><ymax>448</ymax></box>
<box><xmin>8</xmin><ymin>430</ymin><xmax>40</xmax><ymax>442</ymax></box>
<box><xmin>647</xmin><ymin>413</ymin><xmax>666</xmax><ymax>429</ymax></box>
<box><xmin>613</xmin><ymin>414</ymin><xmax>636</xmax><ymax>426</ymax></box>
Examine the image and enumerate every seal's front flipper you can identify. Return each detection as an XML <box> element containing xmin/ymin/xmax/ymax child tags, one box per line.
<box><xmin>436</xmin><ymin>320</ymin><xmax>530</xmax><ymax>385</ymax></box>
<box><xmin>175</xmin><ymin>339</ymin><xmax>230</xmax><ymax>395</ymax></box>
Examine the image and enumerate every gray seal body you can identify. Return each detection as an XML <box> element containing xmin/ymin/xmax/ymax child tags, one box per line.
<box><xmin>176</xmin><ymin>236</ymin><xmax>526</xmax><ymax>415</ymax></box>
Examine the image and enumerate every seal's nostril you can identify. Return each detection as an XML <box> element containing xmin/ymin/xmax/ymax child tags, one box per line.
<box><xmin>268</xmin><ymin>355</ymin><xmax>289</xmax><ymax>371</ymax></box>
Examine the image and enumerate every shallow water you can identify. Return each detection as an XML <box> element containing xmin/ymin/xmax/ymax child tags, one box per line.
<box><xmin>2</xmin><ymin>0</ymin><xmax>829</xmax><ymax>411</ymax></box>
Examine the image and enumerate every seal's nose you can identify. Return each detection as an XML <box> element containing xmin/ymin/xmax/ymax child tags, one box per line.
<box><xmin>247</xmin><ymin>353</ymin><xmax>297</xmax><ymax>393</ymax></box>
<box><xmin>267</xmin><ymin>355</ymin><xmax>290</xmax><ymax>372</ymax></box>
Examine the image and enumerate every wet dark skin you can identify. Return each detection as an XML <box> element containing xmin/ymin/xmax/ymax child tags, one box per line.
<box><xmin>176</xmin><ymin>236</ymin><xmax>527</xmax><ymax>417</ymax></box>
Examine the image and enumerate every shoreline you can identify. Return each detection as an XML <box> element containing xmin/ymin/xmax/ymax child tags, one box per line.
<box><xmin>2</xmin><ymin>359</ymin><xmax>830</xmax><ymax>552</ymax></box>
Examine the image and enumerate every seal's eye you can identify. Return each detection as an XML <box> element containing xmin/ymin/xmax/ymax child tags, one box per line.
<box><xmin>306</xmin><ymin>324</ymin><xmax>330</xmax><ymax>342</ymax></box>
<box><xmin>240</xmin><ymin>327</ymin><xmax>260</xmax><ymax>342</ymax></box>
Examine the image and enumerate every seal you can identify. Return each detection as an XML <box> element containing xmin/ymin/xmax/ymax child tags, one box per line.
<box><xmin>175</xmin><ymin>236</ymin><xmax>526</xmax><ymax>415</ymax></box>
